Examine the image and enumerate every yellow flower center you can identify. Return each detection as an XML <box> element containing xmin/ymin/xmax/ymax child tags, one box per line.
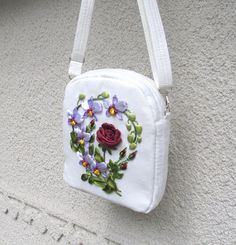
<box><xmin>94</xmin><ymin>169</ymin><xmax>100</xmax><ymax>176</ymax></box>
<box><xmin>82</xmin><ymin>161</ymin><xmax>88</xmax><ymax>167</ymax></box>
<box><xmin>109</xmin><ymin>107</ymin><xmax>116</xmax><ymax>116</ymax></box>
<box><xmin>79</xmin><ymin>139</ymin><xmax>85</xmax><ymax>145</ymax></box>
<box><xmin>70</xmin><ymin>120</ymin><xmax>76</xmax><ymax>126</ymax></box>
<box><xmin>87</xmin><ymin>110</ymin><xmax>93</xmax><ymax>117</ymax></box>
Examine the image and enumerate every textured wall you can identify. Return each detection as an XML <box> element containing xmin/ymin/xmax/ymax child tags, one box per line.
<box><xmin>0</xmin><ymin>0</ymin><xmax>235</xmax><ymax>244</ymax></box>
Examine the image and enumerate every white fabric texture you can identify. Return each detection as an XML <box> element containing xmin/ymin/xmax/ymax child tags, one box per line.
<box><xmin>63</xmin><ymin>69</ymin><xmax>170</xmax><ymax>213</ymax></box>
<box><xmin>69</xmin><ymin>0</ymin><xmax>173</xmax><ymax>90</ymax></box>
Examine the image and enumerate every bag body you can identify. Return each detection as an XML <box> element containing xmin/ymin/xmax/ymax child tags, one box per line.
<box><xmin>63</xmin><ymin>0</ymin><xmax>173</xmax><ymax>213</ymax></box>
<box><xmin>63</xmin><ymin>69</ymin><xmax>170</xmax><ymax>213</ymax></box>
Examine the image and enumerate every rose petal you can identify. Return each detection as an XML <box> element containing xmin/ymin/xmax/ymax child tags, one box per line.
<box><xmin>102</xmin><ymin>123</ymin><xmax>115</xmax><ymax>130</ymax></box>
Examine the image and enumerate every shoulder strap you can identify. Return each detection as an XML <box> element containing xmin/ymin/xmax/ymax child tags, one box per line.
<box><xmin>69</xmin><ymin>0</ymin><xmax>173</xmax><ymax>90</ymax></box>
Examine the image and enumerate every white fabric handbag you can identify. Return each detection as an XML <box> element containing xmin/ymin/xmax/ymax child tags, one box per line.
<box><xmin>63</xmin><ymin>0</ymin><xmax>173</xmax><ymax>213</ymax></box>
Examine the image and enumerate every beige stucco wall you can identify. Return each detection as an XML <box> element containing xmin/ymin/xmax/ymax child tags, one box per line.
<box><xmin>0</xmin><ymin>0</ymin><xmax>235</xmax><ymax>244</ymax></box>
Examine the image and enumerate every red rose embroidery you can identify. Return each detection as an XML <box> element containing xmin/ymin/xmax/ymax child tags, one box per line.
<box><xmin>96</xmin><ymin>123</ymin><xmax>121</xmax><ymax>148</ymax></box>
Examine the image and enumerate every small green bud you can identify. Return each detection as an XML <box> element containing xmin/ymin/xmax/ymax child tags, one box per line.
<box><xmin>128</xmin><ymin>113</ymin><xmax>136</xmax><ymax>122</ymax></box>
<box><xmin>126</xmin><ymin>123</ymin><xmax>132</xmax><ymax>131</ymax></box>
<box><xmin>129</xmin><ymin>143</ymin><xmax>137</xmax><ymax>150</ymax></box>
<box><xmin>135</xmin><ymin>125</ymin><xmax>142</xmax><ymax>134</ymax></box>
<box><xmin>127</xmin><ymin>133</ymin><xmax>134</xmax><ymax>143</ymax></box>
<box><xmin>137</xmin><ymin>136</ymin><xmax>142</xmax><ymax>143</ymax></box>
<box><xmin>81</xmin><ymin>174</ymin><xmax>89</xmax><ymax>181</ymax></box>
<box><xmin>78</xmin><ymin>93</ymin><xmax>86</xmax><ymax>100</ymax></box>
<box><xmin>101</xmin><ymin>91</ymin><xmax>110</xmax><ymax>98</ymax></box>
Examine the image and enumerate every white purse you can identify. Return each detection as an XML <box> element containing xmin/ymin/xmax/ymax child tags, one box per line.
<box><xmin>63</xmin><ymin>0</ymin><xmax>173</xmax><ymax>213</ymax></box>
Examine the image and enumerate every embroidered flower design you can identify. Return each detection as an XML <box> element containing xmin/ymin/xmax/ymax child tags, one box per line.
<box><xmin>104</xmin><ymin>95</ymin><xmax>128</xmax><ymax>120</ymax></box>
<box><xmin>67</xmin><ymin>108</ymin><xmax>84</xmax><ymax>127</ymax></box>
<box><xmin>78</xmin><ymin>153</ymin><xmax>95</xmax><ymax>169</ymax></box>
<box><xmin>83</xmin><ymin>98</ymin><xmax>102</xmax><ymax>120</ymax></box>
<box><xmin>67</xmin><ymin>92</ymin><xmax>142</xmax><ymax>196</ymax></box>
<box><xmin>90</xmin><ymin>162</ymin><xmax>108</xmax><ymax>178</ymax></box>
<box><xmin>75</xmin><ymin>127</ymin><xmax>91</xmax><ymax>149</ymax></box>
<box><xmin>96</xmin><ymin>123</ymin><xmax>121</xmax><ymax>149</ymax></box>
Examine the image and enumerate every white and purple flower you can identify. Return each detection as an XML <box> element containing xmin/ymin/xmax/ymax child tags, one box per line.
<box><xmin>103</xmin><ymin>95</ymin><xmax>128</xmax><ymax>120</ymax></box>
<box><xmin>82</xmin><ymin>98</ymin><xmax>102</xmax><ymax>120</ymax></box>
<box><xmin>78</xmin><ymin>153</ymin><xmax>96</xmax><ymax>169</ymax></box>
<box><xmin>75</xmin><ymin>127</ymin><xmax>91</xmax><ymax>149</ymax></box>
<box><xmin>90</xmin><ymin>161</ymin><xmax>108</xmax><ymax>178</ymax></box>
<box><xmin>67</xmin><ymin>108</ymin><xmax>84</xmax><ymax>127</ymax></box>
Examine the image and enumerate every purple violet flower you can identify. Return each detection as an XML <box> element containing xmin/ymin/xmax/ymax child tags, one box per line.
<box><xmin>75</xmin><ymin>127</ymin><xmax>91</xmax><ymax>149</ymax></box>
<box><xmin>77</xmin><ymin>153</ymin><xmax>96</xmax><ymax>169</ymax></box>
<box><xmin>83</xmin><ymin>98</ymin><xmax>102</xmax><ymax>120</ymax></box>
<box><xmin>90</xmin><ymin>162</ymin><xmax>108</xmax><ymax>178</ymax></box>
<box><xmin>67</xmin><ymin>108</ymin><xmax>84</xmax><ymax>127</ymax></box>
<box><xmin>103</xmin><ymin>95</ymin><xmax>128</xmax><ymax>120</ymax></box>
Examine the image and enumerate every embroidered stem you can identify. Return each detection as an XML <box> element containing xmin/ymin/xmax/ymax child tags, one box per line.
<box><xmin>102</xmin><ymin>148</ymin><xmax>106</xmax><ymax>162</ymax></box>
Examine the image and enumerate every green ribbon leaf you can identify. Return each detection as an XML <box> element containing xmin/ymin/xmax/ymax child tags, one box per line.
<box><xmin>70</xmin><ymin>131</ymin><xmax>77</xmax><ymax>143</ymax></box>
<box><xmin>114</xmin><ymin>172</ymin><xmax>124</xmax><ymax>179</ymax></box>
<box><xmin>107</xmin><ymin>178</ymin><xmax>117</xmax><ymax>191</ymax></box>
<box><xmin>89</xmin><ymin>134</ymin><xmax>95</xmax><ymax>143</ymax></box>
<box><xmin>89</xmin><ymin>144</ymin><xmax>94</xmax><ymax>155</ymax></box>
<box><xmin>94</xmin><ymin>147</ymin><xmax>104</xmax><ymax>162</ymax></box>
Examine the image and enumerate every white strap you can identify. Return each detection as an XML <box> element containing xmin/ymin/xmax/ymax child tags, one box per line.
<box><xmin>137</xmin><ymin>0</ymin><xmax>173</xmax><ymax>90</ymax></box>
<box><xmin>69</xmin><ymin>0</ymin><xmax>173</xmax><ymax>90</ymax></box>
<box><xmin>69</xmin><ymin>0</ymin><xmax>95</xmax><ymax>79</ymax></box>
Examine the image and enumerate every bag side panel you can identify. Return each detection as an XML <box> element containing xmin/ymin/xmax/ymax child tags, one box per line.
<box><xmin>145</xmin><ymin>117</ymin><xmax>170</xmax><ymax>213</ymax></box>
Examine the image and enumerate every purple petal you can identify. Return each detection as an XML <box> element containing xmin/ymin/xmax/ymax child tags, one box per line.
<box><xmin>83</xmin><ymin>111</ymin><xmax>88</xmax><ymax>118</ymax></box>
<box><xmin>116</xmin><ymin>112</ymin><xmax>123</xmax><ymax>120</ymax></box>
<box><xmin>90</xmin><ymin>162</ymin><xmax>96</xmax><ymax>171</ymax></box>
<box><xmin>96</xmin><ymin>162</ymin><xmax>107</xmax><ymax>172</ymax></box>
<box><xmin>85</xmin><ymin>155</ymin><xmax>95</xmax><ymax>165</ymax></box>
<box><xmin>76</xmin><ymin>129</ymin><xmax>83</xmax><ymax>138</ymax></box>
<box><xmin>112</xmin><ymin>95</ymin><xmax>118</xmax><ymax>105</ymax></box>
<box><xmin>73</xmin><ymin>107</ymin><xmax>78</xmax><ymax>115</ymax></box>
<box><xmin>84</xmin><ymin>132</ymin><xmax>91</xmax><ymax>142</ymax></box>
<box><xmin>115</xmin><ymin>101</ymin><xmax>128</xmax><ymax>112</ymax></box>
<box><xmin>103</xmin><ymin>100</ymin><xmax>110</xmax><ymax>109</ymax></box>
<box><xmin>74</xmin><ymin>113</ymin><xmax>83</xmax><ymax>124</ymax></box>
<box><xmin>88</xmin><ymin>99</ymin><xmax>93</xmax><ymax>108</ymax></box>
<box><xmin>92</xmin><ymin>101</ymin><xmax>102</xmax><ymax>113</ymax></box>
<box><xmin>84</xmin><ymin>142</ymin><xmax>89</xmax><ymax>149</ymax></box>
<box><xmin>106</xmin><ymin>110</ymin><xmax>111</xmax><ymax>117</ymax></box>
